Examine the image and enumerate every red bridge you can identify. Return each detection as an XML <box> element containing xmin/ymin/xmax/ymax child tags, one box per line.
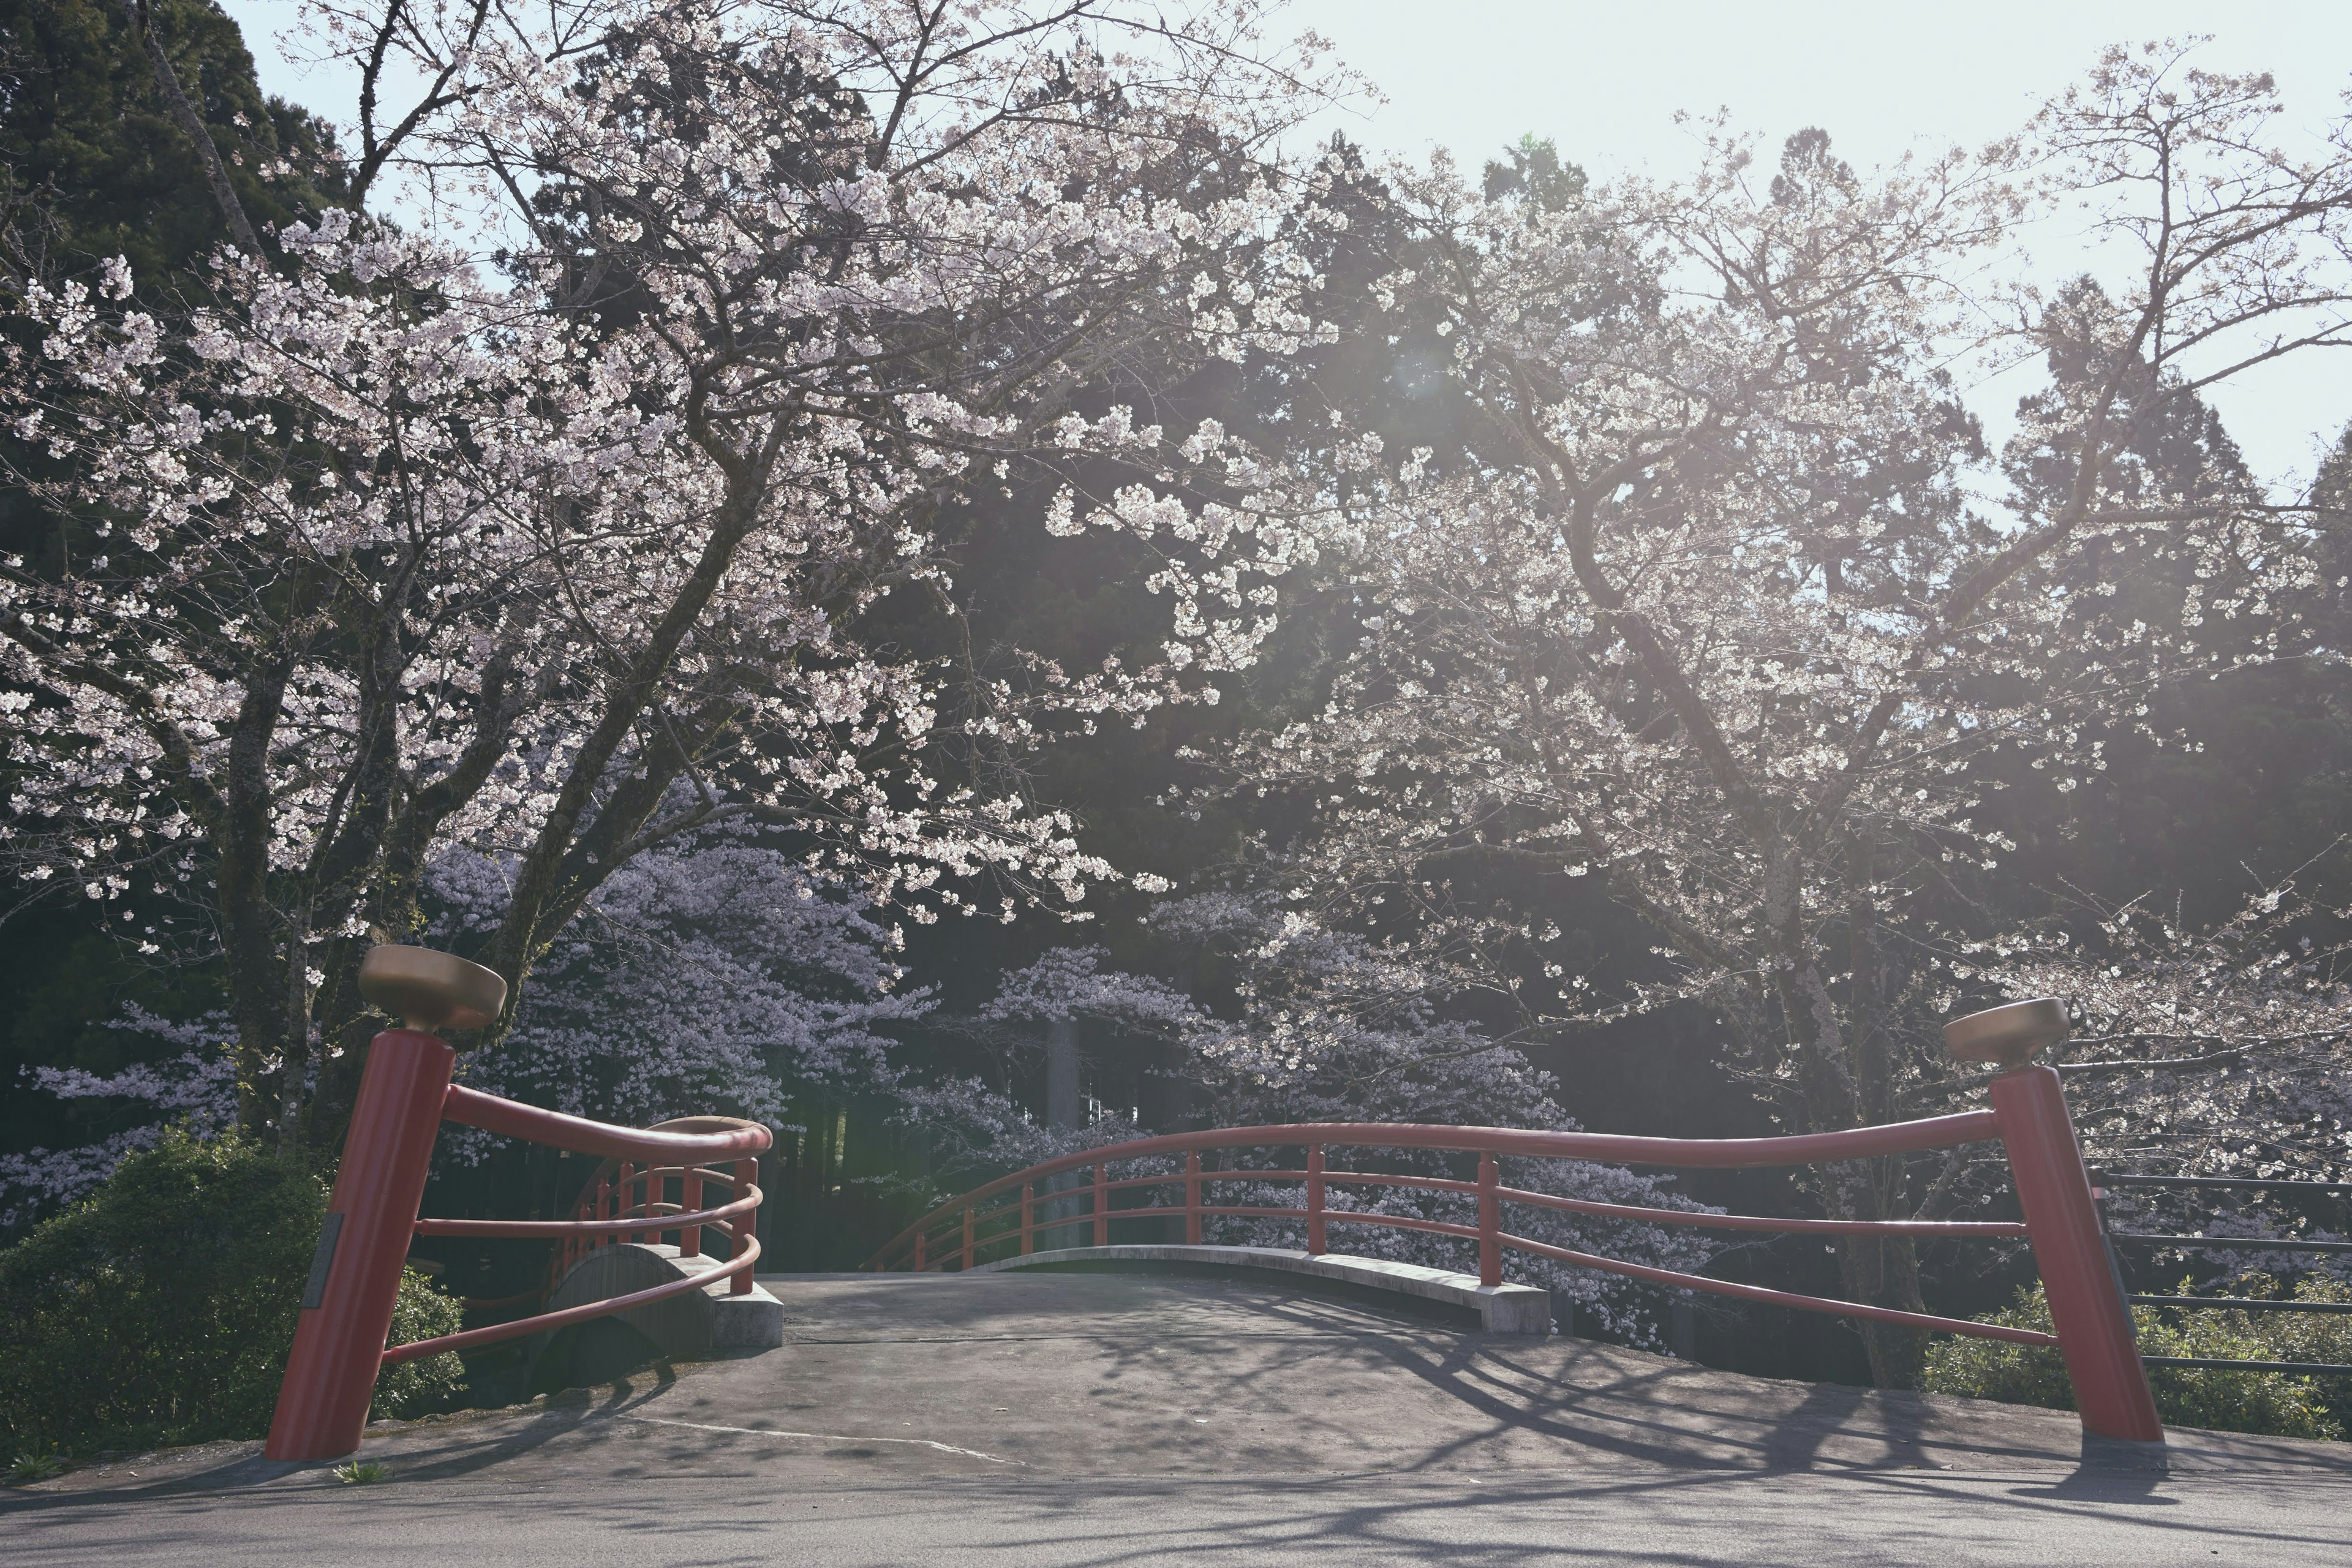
<box><xmin>271</xmin><ymin>962</ymin><xmax>2161</xmax><ymax>1463</ymax></box>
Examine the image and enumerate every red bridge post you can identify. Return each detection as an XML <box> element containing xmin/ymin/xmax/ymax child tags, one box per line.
<box><xmin>1993</xmin><ymin>1065</ymin><xmax>2162</xmax><ymax>1442</ymax></box>
<box><xmin>1306</xmin><ymin>1144</ymin><xmax>1326</xmax><ymax>1256</ymax></box>
<box><xmin>1477</xmin><ymin>1150</ymin><xmax>1501</xmax><ymax>1287</ymax></box>
<box><xmin>1185</xmin><ymin>1150</ymin><xmax>1202</xmax><ymax>1245</ymax></box>
<box><xmin>734</xmin><ymin>1158</ymin><xmax>758</xmax><ymax>1293</ymax></box>
<box><xmin>1951</xmin><ymin>999</ymin><xmax>2163</xmax><ymax>1446</ymax></box>
<box><xmin>265</xmin><ymin>1027</ymin><xmax>455</xmax><ymax>1462</ymax></box>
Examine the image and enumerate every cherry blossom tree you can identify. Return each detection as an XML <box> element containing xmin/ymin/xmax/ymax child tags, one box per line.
<box><xmin>1200</xmin><ymin>45</ymin><xmax>2352</xmax><ymax>1384</ymax></box>
<box><xmin>0</xmin><ymin>1006</ymin><xmax>240</xmax><ymax>1228</ymax></box>
<box><xmin>889</xmin><ymin>943</ymin><xmax>1197</xmax><ymax>1177</ymax></box>
<box><xmin>426</xmin><ymin>816</ymin><xmax>935</xmax><ymax>1150</ymax></box>
<box><xmin>0</xmin><ymin>0</ymin><xmax>1340</xmax><ymax>1145</ymax></box>
<box><xmin>0</xmin><ymin>821</ymin><xmax>929</xmax><ymax>1218</ymax></box>
<box><xmin>1945</xmin><ymin>870</ymin><xmax>2352</xmax><ymax>1281</ymax></box>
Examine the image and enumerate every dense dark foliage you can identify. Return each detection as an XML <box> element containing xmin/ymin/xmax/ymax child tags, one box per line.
<box><xmin>0</xmin><ymin>1129</ymin><xmax>461</xmax><ymax>1453</ymax></box>
<box><xmin>0</xmin><ymin>0</ymin><xmax>344</xmax><ymax>285</ymax></box>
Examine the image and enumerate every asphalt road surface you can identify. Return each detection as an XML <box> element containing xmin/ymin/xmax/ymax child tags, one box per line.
<box><xmin>7</xmin><ymin>1269</ymin><xmax>2348</xmax><ymax>1566</ymax></box>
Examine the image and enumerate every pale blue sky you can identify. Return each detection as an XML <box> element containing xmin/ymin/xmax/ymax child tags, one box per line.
<box><xmin>1287</xmin><ymin>2</ymin><xmax>2346</xmax><ymax>174</ymax></box>
<box><xmin>223</xmin><ymin>0</ymin><xmax>2352</xmax><ymax>484</ymax></box>
<box><xmin>1276</xmin><ymin>2</ymin><xmax>2352</xmax><ymax>486</ymax></box>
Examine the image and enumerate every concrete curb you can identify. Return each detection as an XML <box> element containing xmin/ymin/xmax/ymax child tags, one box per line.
<box><xmin>535</xmin><ymin>1242</ymin><xmax>785</xmax><ymax>1365</ymax></box>
<box><xmin>971</xmin><ymin>1243</ymin><xmax>1551</xmax><ymax>1335</ymax></box>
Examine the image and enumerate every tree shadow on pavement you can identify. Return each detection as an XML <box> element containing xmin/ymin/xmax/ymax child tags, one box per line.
<box><xmin>0</xmin><ymin>1359</ymin><xmax>698</xmax><ymax>1512</ymax></box>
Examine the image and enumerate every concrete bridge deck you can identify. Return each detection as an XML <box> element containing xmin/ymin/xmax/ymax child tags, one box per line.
<box><xmin>8</xmin><ymin>1268</ymin><xmax>2351</xmax><ymax>1565</ymax></box>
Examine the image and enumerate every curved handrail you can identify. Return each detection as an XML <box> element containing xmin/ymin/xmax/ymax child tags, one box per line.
<box><xmin>865</xmin><ymin>1112</ymin><xmax>2001</xmax><ymax>1272</ymax></box>
<box><xmin>414</xmin><ymin>1183</ymin><xmax>761</xmax><ymax>1238</ymax></box>
<box><xmin>385</xmin><ymin>1153</ymin><xmax>765</xmax><ymax>1372</ymax></box>
<box><xmin>442</xmin><ymin>1084</ymin><xmax>771</xmax><ymax>1161</ymax></box>
<box><xmin>1494</xmin><ymin>1185</ymin><xmax>2029</xmax><ymax>1238</ymax></box>
<box><xmin>268</xmin><ymin>1027</ymin><xmax>777</xmax><ymax>1465</ymax></box>
<box><xmin>383</xmin><ymin>1235</ymin><xmax>763</xmax><ymax>1365</ymax></box>
<box><xmin>1498</xmin><ymin>1232</ymin><xmax>2057</xmax><ymax>1348</ymax></box>
<box><xmin>856</xmin><ymin>1109</ymin><xmax>2075</xmax><ymax>1355</ymax></box>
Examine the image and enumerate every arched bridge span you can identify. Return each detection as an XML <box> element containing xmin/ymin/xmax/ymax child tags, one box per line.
<box><xmin>866</xmin><ymin>1058</ymin><xmax>2160</xmax><ymax>1446</ymax></box>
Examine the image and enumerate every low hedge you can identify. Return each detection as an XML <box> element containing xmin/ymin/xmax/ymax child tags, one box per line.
<box><xmin>0</xmin><ymin>1128</ymin><xmax>463</xmax><ymax>1456</ymax></box>
<box><xmin>1924</xmin><ymin>1278</ymin><xmax>2352</xmax><ymax>1441</ymax></box>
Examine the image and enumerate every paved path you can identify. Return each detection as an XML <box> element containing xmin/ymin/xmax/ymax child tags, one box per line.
<box><xmin>7</xmin><ymin>1269</ymin><xmax>2350</xmax><ymax>1565</ymax></box>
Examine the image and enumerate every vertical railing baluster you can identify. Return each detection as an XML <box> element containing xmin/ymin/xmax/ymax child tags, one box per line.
<box><xmin>1094</xmin><ymin>1159</ymin><xmax>1109</xmax><ymax>1247</ymax></box>
<box><xmin>733</xmin><ymin>1157</ymin><xmax>756</xmax><ymax>1294</ymax></box>
<box><xmin>1477</xmin><ymin>1150</ymin><xmax>1501</xmax><ymax>1287</ymax></box>
<box><xmin>1186</xmin><ymin>1150</ymin><xmax>1202</xmax><ymax>1245</ymax></box>
<box><xmin>681</xmin><ymin>1167</ymin><xmax>703</xmax><ymax>1259</ymax></box>
<box><xmin>963</xmin><ymin>1205</ymin><xmax>976</xmax><ymax>1271</ymax></box>
<box><xmin>1307</xmin><ymin>1144</ymin><xmax>1326</xmax><ymax>1256</ymax></box>
<box><xmin>915</xmin><ymin>1226</ymin><xmax>927</xmax><ymax>1272</ymax></box>
<box><xmin>1022</xmin><ymin>1182</ymin><xmax>1035</xmax><ymax>1255</ymax></box>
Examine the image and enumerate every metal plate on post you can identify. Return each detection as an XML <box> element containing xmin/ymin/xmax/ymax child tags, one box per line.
<box><xmin>301</xmin><ymin>1211</ymin><xmax>346</xmax><ymax>1310</ymax></box>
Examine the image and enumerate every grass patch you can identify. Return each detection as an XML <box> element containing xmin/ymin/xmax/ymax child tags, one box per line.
<box><xmin>8</xmin><ymin>1449</ymin><xmax>66</xmax><ymax>1483</ymax></box>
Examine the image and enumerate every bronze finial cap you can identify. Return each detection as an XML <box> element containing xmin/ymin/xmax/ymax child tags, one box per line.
<box><xmin>1943</xmin><ymin>997</ymin><xmax>2069</xmax><ymax>1071</ymax></box>
<box><xmin>358</xmin><ymin>944</ymin><xmax>507</xmax><ymax>1033</ymax></box>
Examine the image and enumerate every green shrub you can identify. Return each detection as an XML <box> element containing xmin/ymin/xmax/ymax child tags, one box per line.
<box><xmin>379</xmin><ymin>1265</ymin><xmax>467</xmax><ymax>1423</ymax></box>
<box><xmin>1920</xmin><ymin>1291</ymin><xmax>2076</xmax><ymax>1412</ymax></box>
<box><xmin>0</xmin><ymin>1129</ymin><xmax>464</xmax><ymax>1453</ymax></box>
<box><xmin>1923</xmin><ymin>1280</ymin><xmax>2351</xmax><ymax>1442</ymax></box>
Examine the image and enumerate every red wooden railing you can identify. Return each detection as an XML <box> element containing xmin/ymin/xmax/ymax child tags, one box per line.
<box><xmin>865</xmin><ymin>1065</ymin><xmax>2164</xmax><ymax>1444</ymax></box>
<box><xmin>266</xmin><ymin>1027</ymin><xmax>770</xmax><ymax>1462</ymax></box>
